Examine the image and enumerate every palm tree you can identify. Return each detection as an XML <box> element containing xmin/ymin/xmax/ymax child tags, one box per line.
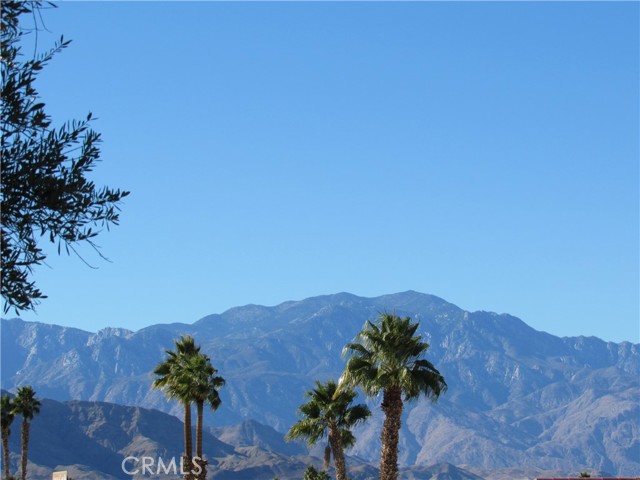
<box><xmin>340</xmin><ymin>313</ymin><xmax>447</xmax><ymax>480</ymax></box>
<box><xmin>11</xmin><ymin>386</ymin><xmax>41</xmax><ymax>480</ymax></box>
<box><xmin>152</xmin><ymin>335</ymin><xmax>201</xmax><ymax>480</ymax></box>
<box><xmin>1</xmin><ymin>394</ymin><xmax>15</xmax><ymax>479</ymax></box>
<box><xmin>286</xmin><ymin>379</ymin><xmax>371</xmax><ymax>480</ymax></box>
<box><xmin>303</xmin><ymin>465</ymin><xmax>330</xmax><ymax>480</ymax></box>
<box><xmin>182</xmin><ymin>352</ymin><xmax>225</xmax><ymax>480</ymax></box>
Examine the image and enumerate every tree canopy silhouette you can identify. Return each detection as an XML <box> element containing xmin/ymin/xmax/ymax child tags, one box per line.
<box><xmin>1</xmin><ymin>0</ymin><xmax>129</xmax><ymax>313</ymax></box>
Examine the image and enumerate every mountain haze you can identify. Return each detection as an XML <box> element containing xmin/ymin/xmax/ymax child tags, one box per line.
<box><xmin>2</xmin><ymin>291</ymin><xmax>638</xmax><ymax>475</ymax></box>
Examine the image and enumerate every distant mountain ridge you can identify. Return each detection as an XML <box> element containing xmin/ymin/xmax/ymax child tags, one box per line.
<box><xmin>2</xmin><ymin>291</ymin><xmax>639</xmax><ymax>475</ymax></box>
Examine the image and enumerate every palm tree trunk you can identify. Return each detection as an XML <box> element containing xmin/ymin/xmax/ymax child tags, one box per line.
<box><xmin>2</xmin><ymin>427</ymin><xmax>11</xmax><ymax>479</ymax></box>
<box><xmin>195</xmin><ymin>401</ymin><xmax>207</xmax><ymax>480</ymax></box>
<box><xmin>183</xmin><ymin>402</ymin><xmax>194</xmax><ymax>480</ymax></box>
<box><xmin>379</xmin><ymin>387</ymin><xmax>403</xmax><ymax>480</ymax></box>
<box><xmin>328</xmin><ymin>425</ymin><xmax>348</xmax><ymax>480</ymax></box>
<box><xmin>20</xmin><ymin>420</ymin><xmax>29</xmax><ymax>480</ymax></box>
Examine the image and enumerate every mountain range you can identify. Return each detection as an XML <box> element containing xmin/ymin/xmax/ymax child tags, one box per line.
<box><xmin>0</xmin><ymin>392</ymin><xmax>302</xmax><ymax>479</ymax></box>
<box><xmin>2</xmin><ymin>291</ymin><xmax>639</xmax><ymax>477</ymax></box>
<box><xmin>1</xmin><ymin>392</ymin><xmax>502</xmax><ymax>480</ymax></box>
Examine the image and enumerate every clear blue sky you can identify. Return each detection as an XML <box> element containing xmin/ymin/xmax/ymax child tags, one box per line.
<box><xmin>10</xmin><ymin>1</ymin><xmax>639</xmax><ymax>343</ymax></box>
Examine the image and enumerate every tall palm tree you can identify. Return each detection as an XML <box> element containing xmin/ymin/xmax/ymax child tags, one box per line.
<box><xmin>1</xmin><ymin>394</ymin><xmax>15</xmax><ymax>479</ymax></box>
<box><xmin>11</xmin><ymin>386</ymin><xmax>41</xmax><ymax>480</ymax></box>
<box><xmin>182</xmin><ymin>353</ymin><xmax>225</xmax><ymax>480</ymax></box>
<box><xmin>286</xmin><ymin>379</ymin><xmax>371</xmax><ymax>480</ymax></box>
<box><xmin>152</xmin><ymin>335</ymin><xmax>201</xmax><ymax>480</ymax></box>
<box><xmin>340</xmin><ymin>313</ymin><xmax>447</xmax><ymax>480</ymax></box>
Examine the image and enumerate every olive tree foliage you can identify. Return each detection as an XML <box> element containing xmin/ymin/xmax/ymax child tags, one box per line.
<box><xmin>1</xmin><ymin>1</ymin><xmax>129</xmax><ymax>313</ymax></box>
